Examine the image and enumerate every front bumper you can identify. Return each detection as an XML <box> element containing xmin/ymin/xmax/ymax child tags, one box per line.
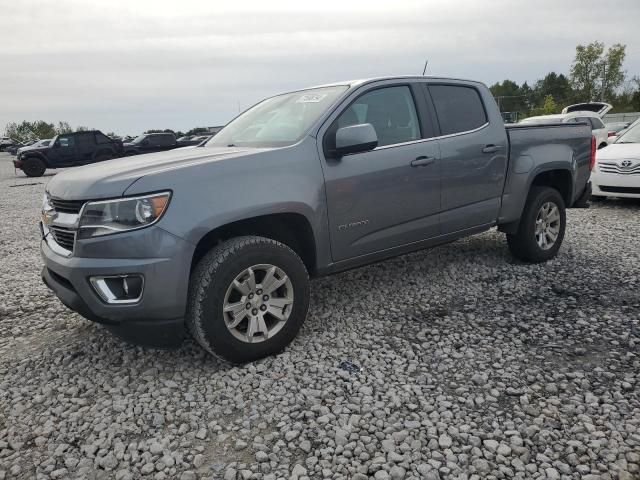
<box><xmin>40</xmin><ymin>225</ymin><xmax>195</xmax><ymax>347</ymax></box>
<box><xmin>592</xmin><ymin>169</ymin><xmax>640</xmax><ymax>198</ymax></box>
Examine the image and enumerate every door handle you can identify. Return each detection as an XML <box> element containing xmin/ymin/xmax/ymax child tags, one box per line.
<box><xmin>411</xmin><ymin>156</ymin><xmax>435</xmax><ymax>167</ymax></box>
<box><xmin>482</xmin><ymin>144</ymin><xmax>503</xmax><ymax>154</ymax></box>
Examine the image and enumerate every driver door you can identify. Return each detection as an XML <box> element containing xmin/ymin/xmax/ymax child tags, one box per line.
<box><xmin>321</xmin><ymin>84</ymin><xmax>441</xmax><ymax>262</ymax></box>
<box><xmin>51</xmin><ymin>134</ymin><xmax>78</xmax><ymax>166</ymax></box>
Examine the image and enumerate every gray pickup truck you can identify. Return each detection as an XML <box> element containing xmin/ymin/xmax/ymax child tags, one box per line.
<box><xmin>40</xmin><ymin>76</ymin><xmax>593</xmax><ymax>362</ymax></box>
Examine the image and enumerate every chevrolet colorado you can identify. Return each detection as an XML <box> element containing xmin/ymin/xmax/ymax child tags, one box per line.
<box><xmin>40</xmin><ymin>76</ymin><xmax>593</xmax><ymax>362</ymax></box>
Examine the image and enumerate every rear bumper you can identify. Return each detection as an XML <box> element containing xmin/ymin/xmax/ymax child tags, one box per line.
<box><xmin>572</xmin><ymin>181</ymin><xmax>591</xmax><ymax>208</ymax></box>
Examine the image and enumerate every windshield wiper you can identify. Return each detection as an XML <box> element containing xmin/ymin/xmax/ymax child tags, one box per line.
<box><xmin>227</xmin><ymin>144</ymin><xmax>236</xmax><ymax>147</ymax></box>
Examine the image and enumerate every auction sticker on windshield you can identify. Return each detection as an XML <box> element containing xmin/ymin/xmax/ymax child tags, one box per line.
<box><xmin>296</xmin><ymin>94</ymin><xmax>327</xmax><ymax>103</ymax></box>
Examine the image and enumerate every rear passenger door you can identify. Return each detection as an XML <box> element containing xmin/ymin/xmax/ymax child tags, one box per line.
<box><xmin>76</xmin><ymin>132</ymin><xmax>96</xmax><ymax>164</ymax></box>
<box><xmin>425</xmin><ymin>83</ymin><xmax>508</xmax><ymax>233</ymax></box>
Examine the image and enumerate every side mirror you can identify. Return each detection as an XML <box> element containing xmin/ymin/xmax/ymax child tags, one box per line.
<box><xmin>334</xmin><ymin>124</ymin><xmax>378</xmax><ymax>157</ymax></box>
<box><xmin>53</xmin><ymin>142</ymin><xmax>60</xmax><ymax>148</ymax></box>
<box><xmin>142</xmin><ymin>139</ymin><xmax>150</xmax><ymax>146</ymax></box>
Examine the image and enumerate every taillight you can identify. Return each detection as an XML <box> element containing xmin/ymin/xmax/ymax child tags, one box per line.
<box><xmin>608</xmin><ymin>131</ymin><xmax>616</xmax><ymax>137</ymax></box>
<box><xmin>589</xmin><ymin>135</ymin><xmax>596</xmax><ymax>171</ymax></box>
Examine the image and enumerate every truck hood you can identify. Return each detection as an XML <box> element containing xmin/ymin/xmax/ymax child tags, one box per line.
<box><xmin>18</xmin><ymin>145</ymin><xmax>48</xmax><ymax>154</ymax></box>
<box><xmin>597</xmin><ymin>143</ymin><xmax>640</xmax><ymax>161</ymax></box>
<box><xmin>46</xmin><ymin>146</ymin><xmax>272</xmax><ymax>200</ymax></box>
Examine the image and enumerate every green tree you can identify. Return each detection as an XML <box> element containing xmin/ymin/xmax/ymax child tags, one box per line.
<box><xmin>186</xmin><ymin>127</ymin><xmax>209</xmax><ymax>136</ymax></box>
<box><xmin>530</xmin><ymin>95</ymin><xmax>559</xmax><ymax>117</ymax></box>
<box><xmin>56</xmin><ymin>121</ymin><xmax>73</xmax><ymax>134</ymax></box>
<box><xmin>570</xmin><ymin>41</ymin><xmax>626</xmax><ymax>101</ymax></box>
<box><xmin>489</xmin><ymin>80</ymin><xmax>528</xmax><ymax>112</ymax></box>
<box><xmin>533</xmin><ymin>72</ymin><xmax>573</xmax><ymax>106</ymax></box>
<box><xmin>4</xmin><ymin>120</ymin><xmax>56</xmax><ymax>142</ymax></box>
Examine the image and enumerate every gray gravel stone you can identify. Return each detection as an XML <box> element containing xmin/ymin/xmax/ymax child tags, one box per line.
<box><xmin>0</xmin><ymin>158</ymin><xmax>638</xmax><ymax>479</ymax></box>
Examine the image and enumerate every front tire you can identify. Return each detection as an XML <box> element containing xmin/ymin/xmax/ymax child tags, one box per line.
<box><xmin>507</xmin><ymin>186</ymin><xmax>566</xmax><ymax>263</ymax></box>
<box><xmin>22</xmin><ymin>157</ymin><xmax>46</xmax><ymax>177</ymax></box>
<box><xmin>186</xmin><ymin>236</ymin><xmax>310</xmax><ymax>363</ymax></box>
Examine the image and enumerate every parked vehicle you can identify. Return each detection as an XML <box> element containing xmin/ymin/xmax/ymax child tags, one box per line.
<box><xmin>592</xmin><ymin>121</ymin><xmax>640</xmax><ymax>199</ymax></box>
<box><xmin>40</xmin><ymin>76</ymin><xmax>593</xmax><ymax>362</ymax></box>
<box><xmin>7</xmin><ymin>139</ymin><xmax>37</xmax><ymax>155</ymax></box>
<box><xmin>123</xmin><ymin>133</ymin><xmax>178</xmax><ymax>155</ymax></box>
<box><xmin>16</xmin><ymin>138</ymin><xmax>51</xmax><ymax>156</ymax></box>
<box><xmin>13</xmin><ymin>130</ymin><xmax>123</xmax><ymax>177</ymax></box>
<box><xmin>176</xmin><ymin>135</ymin><xmax>210</xmax><ymax>147</ymax></box>
<box><xmin>605</xmin><ymin>122</ymin><xmax>631</xmax><ymax>144</ymax></box>
<box><xmin>520</xmin><ymin>109</ymin><xmax>609</xmax><ymax>149</ymax></box>
<box><xmin>0</xmin><ymin>137</ymin><xmax>15</xmax><ymax>151</ymax></box>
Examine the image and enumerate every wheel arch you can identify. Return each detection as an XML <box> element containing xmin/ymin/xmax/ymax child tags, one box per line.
<box><xmin>21</xmin><ymin>151</ymin><xmax>49</xmax><ymax>167</ymax></box>
<box><xmin>190</xmin><ymin>213</ymin><xmax>318</xmax><ymax>277</ymax></box>
<box><xmin>499</xmin><ymin>168</ymin><xmax>573</xmax><ymax>234</ymax></box>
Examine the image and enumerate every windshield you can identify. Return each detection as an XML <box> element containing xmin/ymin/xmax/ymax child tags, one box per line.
<box><xmin>206</xmin><ymin>85</ymin><xmax>348</xmax><ymax>148</ymax></box>
<box><xmin>615</xmin><ymin>122</ymin><xmax>640</xmax><ymax>144</ymax></box>
<box><xmin>131</xmin><ymin>135</ymin><xmax>147</xmax><ymax>143</ymax></box>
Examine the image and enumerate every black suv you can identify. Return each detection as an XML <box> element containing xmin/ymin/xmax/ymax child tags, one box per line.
<box><xmin>123</xmin><ymin>133</ymin><xmax>178</xmax><ymax>155</ymax></box>
<box><xmin>14</xmin><ymin>130</ymin><xmax>124</xmax><ymax>177</ymax></box>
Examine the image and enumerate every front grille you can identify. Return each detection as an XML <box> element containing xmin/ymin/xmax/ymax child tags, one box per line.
<box><xmin>49</xmin><ymin>226</ymin><xmax>76</xmax><ymax>251</ymax></box>
<box><xmin>599</xmin><ymin>186</ymin><xmax>640</xmax><ymax>194</ymax></box>
<box><xmin>49</xmin><ymin>198</ymin><xmax>86</xmax><ymax>214</ymax></box>
<box><xmin>598</xmin><ymin>162</ymin><xmax>640</xmax><ymax>175</ymax></box>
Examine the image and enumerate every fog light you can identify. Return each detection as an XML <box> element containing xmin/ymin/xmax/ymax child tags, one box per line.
<box><xmin>90</xmin><ymin>275</ymin><xmax>144</xmax><ymax>304</ymax></box>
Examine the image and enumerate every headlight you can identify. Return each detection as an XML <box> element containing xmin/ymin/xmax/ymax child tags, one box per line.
<box><xmin>77</xmin><ymin>192</ymin><xmax>171</xmax><ymax>239</ymax></box>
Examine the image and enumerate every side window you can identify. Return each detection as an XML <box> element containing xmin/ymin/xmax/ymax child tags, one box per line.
<box><xmin>77</xmin><ymin>133</ymin><xmax>95</xmax><ymax>148</ymax></box>
<box><xmin>58</xmin><ymin>135</ymin><xmax>75</xmax><ymax>148</ymax></box>
<box><xmin>429</xmin><ymin>85</ymin><xmax>487</xmax><ymax>135</ymax></box>
<box><xmin>159</xmin><ymin>135</ymin><xmax>175</xmax><ymax>146</ymax></box>
<box><xmin>95</xmin><ymin>133</ymin><xmax>111</xmax><ymax>144</ymax></box>
<box><xmin>574</xmin><ymin>117</ymin><xmax>593</xmax><ymax>130</ymax></box>
<box><xmin>590</xmin><ymin>118</ymin><xmax>605</xmax><ymax>130</ymax></box>
<box><xmin>332</xmin><ymin>86</ymin><xmax>421</xmax><ymax>148</ymax></box>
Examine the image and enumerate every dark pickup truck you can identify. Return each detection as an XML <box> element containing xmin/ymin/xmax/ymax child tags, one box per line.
<box><xmin>40</xmin><ymin>76</ymin><xmax>593</xmax><ymax>362</ymax></box>
<box><xmin>123</xmin><ymin>133</ymin><xmax>178</xmax><ymax>156</ymax></box>
<box><xmin>14</xmin><ymin>130</ymin><xmax>123</xmax><ymax>177</ymax></box>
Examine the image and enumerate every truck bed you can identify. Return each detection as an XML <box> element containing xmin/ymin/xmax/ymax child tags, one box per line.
<box><xmin>498</xmin><ymin>122</ymin><xmax>592</xmax><ymax>226</ymax></box>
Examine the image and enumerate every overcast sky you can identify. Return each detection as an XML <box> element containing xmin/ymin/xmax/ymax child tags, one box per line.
<box><xmin>1</xmin><ymin>0</ymin><xmax>639</xmax><ymax>135</ymax></box>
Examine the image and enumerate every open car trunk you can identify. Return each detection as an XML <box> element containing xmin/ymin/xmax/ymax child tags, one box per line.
<box><xmin>562</xmin><ymin>102</ymin><xmax>613</xmax><ymax>116</ymax></box>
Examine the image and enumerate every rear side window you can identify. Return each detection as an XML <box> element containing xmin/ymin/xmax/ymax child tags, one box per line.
<box><xmin>429</xmin><ymin>85</ymin><xmax>487</xmax><ymax>135</ymax></box>
<box><xmin>95</xmin><ymin>133</ymin><xmax>112</xmax><ymax>144</ymax></box>
<box><xmin>77</xmin><ymin>133</ymin><xmax>95</xmax><ymax>148</ymax></box>
<box><xmin>574</xmin><ymin>117</ymin><xmax>593</xmax><ymax>130</ymax></box>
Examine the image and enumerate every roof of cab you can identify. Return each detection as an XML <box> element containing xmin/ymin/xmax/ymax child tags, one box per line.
<box><xmin>306</xmin><ymin>75</ymin><xmax>485</xmax><ymax>90</ymax></box>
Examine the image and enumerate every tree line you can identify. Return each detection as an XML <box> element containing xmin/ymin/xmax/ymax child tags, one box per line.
<box><xmin>3</xmin><ymin>122</ymin><xmax>212</xmax><ymax>144</ymax></box>
<box><xmin>491</xmin><ymin>41</ymin><xmax>639</xmax><ymax>119</ymax></box>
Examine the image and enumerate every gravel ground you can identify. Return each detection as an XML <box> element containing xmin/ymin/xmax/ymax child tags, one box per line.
<box><xmin>0</xmin><ymin>152</ymin><xmax>639</xmax><ymax>480</ymax></box>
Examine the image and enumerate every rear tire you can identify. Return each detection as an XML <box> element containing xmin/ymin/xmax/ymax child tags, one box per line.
<box><xmin>186</xmin><ymin>236</ymin><xmax>310</xmax><ymax>363</ymax></box>
<box><xmin>507</xmin><ymin>186</ymin><xmax>566</xmax><ymax>263</ymax></box>
<box><xmin>22</xmin><ymin>157</ymin><xmax>46</xmax><ymax>177</ymax></box>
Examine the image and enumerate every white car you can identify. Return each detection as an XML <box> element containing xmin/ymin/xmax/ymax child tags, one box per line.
<box><xmin>520</xmin><ymin>102</ymin><xmax>612</xmax><ymax>150</ymax></box>
<box><xmin>592</xmin><ymin>121</ymin><xmax>640</xmax><ymax>199</ymax></box>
